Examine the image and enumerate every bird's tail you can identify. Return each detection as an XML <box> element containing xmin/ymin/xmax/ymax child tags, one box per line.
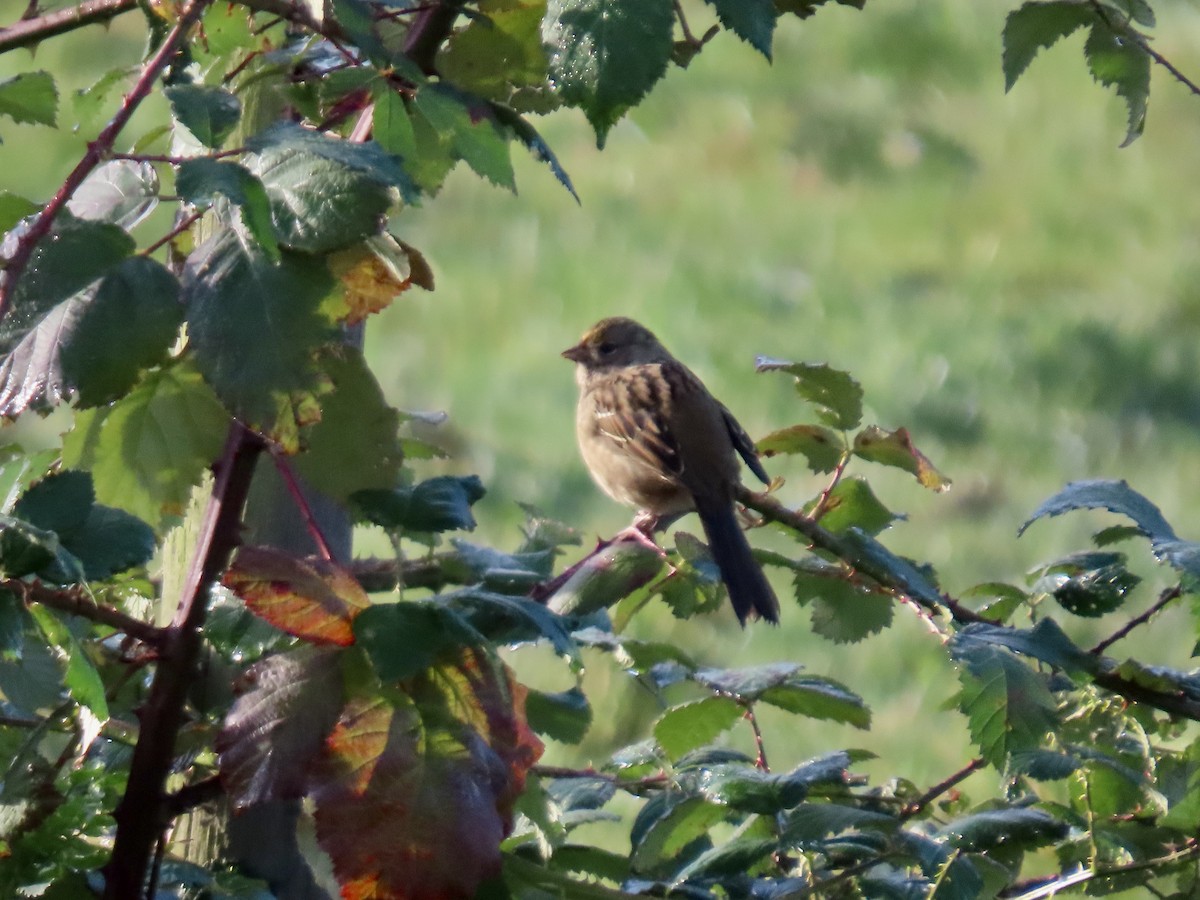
<box><xmin>695</xmin><ymin>497</ymin><xmax>780</xmax><ymax>625</ymax></box>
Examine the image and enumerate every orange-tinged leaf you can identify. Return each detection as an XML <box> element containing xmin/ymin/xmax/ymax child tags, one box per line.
<box><xmin>852</xmin><ymin>425</ymin><xmax>952</xmax><ymax>492</ymax></box>
<box><xmin>311</xmin><ymin>649</ymin><xmax>543</xmax><ymax>900</ymax></box>
<box><xmin>328</xmin><ymin>234</ymin><xmax>433</xmax><ymax>325</ymax></box>
<box><xmin>224</xmin><ymin>546</ymin><xmax>370</xmax><ymax>646</ymax></box>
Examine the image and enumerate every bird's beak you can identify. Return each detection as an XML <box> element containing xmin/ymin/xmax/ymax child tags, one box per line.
<box><xmin>561</xmin><ymin>342</ymin><xmax>588</xmax><ymax>363</ymax></box>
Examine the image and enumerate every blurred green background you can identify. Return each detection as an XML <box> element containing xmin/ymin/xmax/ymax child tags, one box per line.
<box><xmin>5</xmin><ymin>0</ymin><xmax>1200</xmax><ymax>812</ymax></box>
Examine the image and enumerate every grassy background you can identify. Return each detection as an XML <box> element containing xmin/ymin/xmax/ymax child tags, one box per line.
<box><xmin>4</xmin><ymin>0</ymin><xmax>1200</xmax><ymax>832</ymax></box>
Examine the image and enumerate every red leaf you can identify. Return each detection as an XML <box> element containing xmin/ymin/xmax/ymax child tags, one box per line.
<box><xmin>224</xmin><ymin>545</ymin><xmax>370</xmax><ymax>645</ymax></box>
<box><xmin>311</xmin><ymin>649</ymin><xmax>544</xmax><ymax>900</ymax></box>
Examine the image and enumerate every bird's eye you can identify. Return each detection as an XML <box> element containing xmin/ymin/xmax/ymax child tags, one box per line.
<box><xmin>597</xmin><ymin>341</ymin><xmax>617</xmax><ymax>355</ymax></box>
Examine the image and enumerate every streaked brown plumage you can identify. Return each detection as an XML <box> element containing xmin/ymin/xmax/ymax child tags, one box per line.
<box><xmin>563</xmin><ymin>317</ymin><xmax>779</xmax><ymax>625</ymax></box>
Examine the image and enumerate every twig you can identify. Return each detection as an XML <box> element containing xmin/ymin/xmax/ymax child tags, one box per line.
<box><xmin>103</xmin><ymin>422</ymin><xmax>263</xmax><ymax>899</ymax></box>
<box><xmin>0</xmin><ymin>0</ymin><xmax>213</xmax><ymax>323</ymax></box>
<box><xmin>744</xmin><ymin>704</ymin><xmax>770</xmax><ymax>771</ymax></box>
<box><xmin>7</xmin><ymin>578</ymin><xmax>164</xmax><ymax>646</ymax></box>
<box><xmin>142</xmin><ymin>209</ymin><xmax>204</xmax><ymax>257</ymax></box>
<box><xmin>270</xmin><ymin>450</ymin><xmax>335</xmax><ymax>562</ymax></box>
<box><xmin>1087</xmin><ymin>0</ymin><xmax>1200</xmax><ymax>99</ymax></box>
<box><xmin>1090</xmin><ymin>584</ymin><xmax>1184</xmax><ymax>655</ymax></box>
<box><xmin>1001</xmin><ymin>839</ymin><xmax>1200</xmax><ymax>899</ymax></box>
<box><xmin>0</xmin><ymin>0</ymin><xmax>137</xmax><ymax>55</ymax></box>
<box><xmin>900</xmin><ymin>757</ymin><xmax>985</xmax><ymax>819</ymax></box>
<box><xmin>809</xmin><ymin>451</ymin><xmax>852</xmax><ymax>522</ymax></box>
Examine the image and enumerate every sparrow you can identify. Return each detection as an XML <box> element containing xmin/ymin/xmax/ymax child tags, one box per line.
<box><xmin>562</xmin><ymin>317</ymin><xmax>779</xmax><ymax>624</ymax></box>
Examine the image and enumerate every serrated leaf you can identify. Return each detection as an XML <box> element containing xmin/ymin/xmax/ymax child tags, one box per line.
<box><xmin>938</xmin><ymin>807</ymin><xmax>1066</xmax><ymax>851</ymax></box>
<box><xmin>62</xmin><ymin>361</ymin><xmax>229</xmax><ymax>529</ymax></box>
<box><xmin>630</xmin><ymin>793</ymin><xmax>728</xmax><ymax>876</ymax></box>
<box><xmin>439</xmin><ymin>3</ymin><xmax>555</xmax><ymax>112</ymax></box>
<box><xmin>59</xmin><ymin>257</ymin><xmax>182</xmax><ymax>407</ymax></box>
<box><xmin>0</xmin><ymin>71</ymin><xmax>57</xmax><ymax>127</ymax></box>
<box><xmin>653</xmin><ymin>697</ymin><xmax>743</xmax><ymax>760</ymax></box>
<box><xmin>291</xmin><ymin>346</ymin><xmax>404</xmax><ymax>501</ymax></box>
<box><xmin>542</xmin><ymin>0</ymin><xmax>675</xmax><ymax>147</ymax></box>
<box><xmin>953</xmin><ymin>619</ymin><xmax>1094</xmax><ymax>676</ymax></box>
<box><xmin>372</xmin><ymin>84</ymin><xmax>417</xmax><ymax>163</ymax></box>
<box><xmin>755</xmin><ymin>358</ymin><xmax>863</xmax><ymax>430</ymax></box>
<box><xmin>781</xmin><ymin>801</ymin><xmax>896</xmax><ymax>842</ymax></box>
<box><xmin>1002</xmin><ymin>1</ymin><xmax>1095</xmax><ymax>90</ymax></box>
<box><xmin>1084</xmin><ymin>21</ymin><xmax>1150</xmax><ymax>146</ymax></box>
<box><xmin>175</xmin><ymin>158</ymin><xmax>279</xmax><ymax>259</ymax></box>
<box><xmin>352</xmin><ymin>474</ymin><xmax>485</xmax><ymax>534</ymax></box>
<box><xmin>688</xmin><ymin>753</ymin><xmax>853</xmax><ymax>814</ymax></box>
<box><xmin>66</xmin><ymin>159</ymin><xmax>158</xmax><ymax>229</ymax></box>
<box><xmin>414</xmin><ymin>86</ymin><xmax>516</xmax><ymax>190</ymax></box>
<box><xmin>757</xmin><ymin>423</ymin><xmax>844</xmax><ymax>472</ymax></box>
<box><xmin>1020</xmin><ymin>479</ymin><xmax>1175</xmax><ymax>542</ymax></box>
<box><xmin>224</xmin><ymin>546</ymin><xmax>370</xmax><ymax>646</ymax></box>
<box><xmin>807</xmin><ymin>476</ymin><xmax>897</xmax><ymax>535</ymax></box>
<box><xmin>14</xmin><ymin>470</ymin><xmax>155</xmax><ymax>581</ymax></box>
<box><xmin>449</xmin><ymin>589</ymin><xmax>581</xmax><ymax>667</ymax></box>
<box><xmin>353</xmin><ymin>601</ymin><xmax>482</xmax><ymax>681</ymax></box>
<box><xmin>952</xmin><ymin>643</ymin><xmax>1057</xmax><ymax>767</ymax></box>
<box><xmin>218</xmin><ymin>648</ymin><xmax>345</xmax><ymax>807</ymax></box>
<box><xmin>853</xmin><ymin>425</ymin><xmax>951</xmax><ymax>491</ymax></box>
<box><xmin>1041</xmin><ymin>554</ymin><xmax>1139</xmax><ymax>618</ymax></box>
<box><xmin>840</xmin><ymin>528</ymin><xmax>945</xmax><ymax>609</ymax></box>
<box><xmin>182</xmin><ymin>229</ymin><xmax>336</xmax><ymax>446</ymax></box>
<box><xmin>525</xmin><ymin>687</ymin><xmax>591</xmax><ymax>744</ymax></box>
<box><xmin>793</xmin><ymin>570</ymin><xmax>893</xmax><ymax>643</ymax></box>
<box><xmin>760</xmin><ymin>675</ymin><xmax>871</xmax><ymax>728</ymax></box>
<box><xmin>705</xmin><ymin>0</ymin><xmax>776</xmax><ymax>58</ymax></box>
<box><xmin>166</xmin><ymin>84</ymin><xmax>242</xmax><ymax>148</ymax></box>
<box><xmin>0</xmin><ymin>193</ymin><xmax>37</xmax><ymax>234</ymax></box>
<box><xmin>311</xmin><ymin>650</ymin><xmax>543</xmax><ymax>899</ymax></box>
<box><xmin>28</xmin><ymin>605</ymin><xmax>107</xmax><ymax>720</ymax></box>
<box><xmin>1011</xmin><ymin>748</ymin><xmax>1081</xmax><ymax>781</ymax></box>
<box><xmin>491</xmin><ymin>105</ymin><xmax>579</xmax><ymax>201</ymax></box>
<box><xmin>247</xmin><ymin>126</ymin><xmax>397</xmax><ymax>253</ymax></box>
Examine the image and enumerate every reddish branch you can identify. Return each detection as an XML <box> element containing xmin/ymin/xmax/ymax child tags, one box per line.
<box><xmin>900</xmin><ymin>757</ymin><xmax>985</xmax><ymax>819</ymax></box>
<box><xmin>0</xmin><ymin>0</ymin><xmax>213</xmax><ymax>324</ymax></box>
<box><xmin>1090</xmin><ymin>584</ymin><xmax>1184</xmax><ymax>655</ymax></box>
<box><xmin>103</xmin><ymin>423</ymin><xmax>263</xmax><ymax>899</ymax></box>
<box><xmin>5</xmin><ymin>578</ymin><xmax>163</xmax><ymax>646</ymax></box>
<box><xmin>0</xmin><ymin>0</ymin><xmax>137</xmax><ymax>55</ymax></box>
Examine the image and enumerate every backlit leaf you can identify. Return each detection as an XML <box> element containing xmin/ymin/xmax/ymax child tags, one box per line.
<box><xmin>793</xmin><ymin>569</ymin><xmax>893</xmax><ymax>644</ymax></box>
<box><xmin>67</xmin><ymin>160</ymin><xmax>158</xmax><ymax>229</ymax></box>
<box><xmin>1083</xmin><ymin>21</ymin><xmax>1150</xmax><ymax>146</ymax></box>
<box><xmin>952</xmin><ymin>642</ymin><xmax>1057</xmax><ymax>767</ymax></box>
<box><xmin>543</xmin><ymin>0</ymin><xmax>674</xmax><ymax>147</ymax></box>
<box><xmin>852</xmin><ymin>425</ymin><xmax>951</xmax><ymax>491</ymax></box>
<box><xmin>165</xmin><ymin>84</ymin><xmax>242</xmax><ymax>148</ymax></box>
<box><xmin>653</xmin><ymin>697</ymin><xmax>743</xmax><ymax>760</ymax></box>
<box><xmin>705</xmin><ymin>0</ymin><xmax>776</xmax><ymax>58</ymax></box>
<box><xmin>175</xmin><ymin>158</ymin><xmax>279</xmax><ymax>260</ymax></box>
<box><xmin>807</xmin><ymin>476</ymin><xmax>897</xmax><ymax>535</ymax></box>
<box><xmin>1002</xmin><ymin>1</ymin><xmax>1095</xmax><ymax>90</ymax></box>
<box><xmin>0</xmin><ymin>72</ymin><xmax>57</xmax><ymax>127</ymax></box>
<box><xmin>352</xmin><ymin>475</ymin><xmax>486</xmax><ymax>534</ymax></box>
<box><xmin>757</xmin><ymin>423</ymin><xmax>844</xmax><ymax>472</ymax></box>
<box><xmin>755</xmin><ymin>358</ymin><xmax>863</xmax><ymax>430</ymax></box>
<box><xmin>224</xmin><ymin>546</ymin><xmax>370</xmax><ymax>646</ymax></box>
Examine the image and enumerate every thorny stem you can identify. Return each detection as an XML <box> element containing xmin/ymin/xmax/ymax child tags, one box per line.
<box><xmin>899</xmin><ymin>757</ymin><xmax>985</xmax><ymax>819</ymax></box>
<box><xmin>7</xmin><ymin>578</ymin><xmax>164</xmax><ymax>646</ymax></box>
<box><xmin>0</xmin><ymin>0</ymin><xmax>137</xmax><ymax>55</ymax></box>
<box><xmin>0</xmin><ymin>0</ymin><xmax>213</xmax><ymax>323</ymax></box>
<box><xmin>103</xmin><ymin>423</ymin><xmax>263</xmax><ymax>899</ymax></box>
<box><xmin>1090</xmin><ymin>584</ymin><xmax>1184</xmax><ymax>655</ymax></box>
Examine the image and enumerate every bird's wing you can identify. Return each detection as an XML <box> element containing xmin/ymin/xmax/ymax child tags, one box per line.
<box><xmin>591</xmin><ymin>364</ymin><xmax>683</xmax><ymax>479</ymax></box>
<box><xmin>721</xmin><ymin>404</ymin><xmax>769</xmax><ymax>485</ymax></box>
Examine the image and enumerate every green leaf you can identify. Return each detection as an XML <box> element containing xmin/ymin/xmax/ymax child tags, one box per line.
<box><xmin>781</xmin><ymin>802</ymin><xmax>896</xmax><ymax>842</ymax></box>
<box><xmin>542</xmin><ymin>0</ymin><xmax>675</xmax><ymax>147</ymax></box>
<box><xmin>0</xmin><ymin>192</ymin><xmax>37</xmax><ymax>233</ymax></box>
<box><xmin>0</xmin><ymin>587</ymin><xmax>24</xmax><ymax>659</ymax></box>
<box><xmin>352</xmin><ymin>475</ymin><xmax>486</xmax><ymax>534</ymax></box>
<box><xmin>247</xmin><ymin>126</ymin><xmax>397</xmax><ymax>253</ymax></box>
<box><xmin>67</xmin><ymin>160</ymin><xmax>158</xmax><ymax>229</ymax></box>
<box><xmin>953</xmin><ymin>619</ymin><xmax>1095</xmax><ymax>676</ymax></box>
<box><xmin>852</xmin><ymin>425</ymin><xmax>951</xmax><ymax>491</ymax></box>
<box><xmin>353</xmin><ymin>602</ymin><xmax>481</xmax><ymax>681</ymax></box>
<box><xmin>372</xmin><ymin>85</ymin><xmax>418</xmax><ymax>162</ymax></box>
<box><xmin>793</xmin><ymin>570</ymin><xmax>893</xmax><ymax>644</ymax></box>
<box><xmin>182</xmin><ymin>229</ymin><xmax>336</xmax><ymax>446</ymax></box>
<box><xmin>292</xmin><ymin>347</ymin><xmax>404</xmax><ymax>501</ymax></box>
<box><xmin>1037</xmin><ymin>551</ymin><xmax>1139</xmax><ymax>618</ymax></box>
<box><xmin>62</xmin><ymin>361</ymin><xmax>229</xmax><ymax>529</ymax></box>
<box><xmin>525</xmin><ymin>687</ymin><xmax>592</xmax><ymax>744</ymax></box>
<box><xmin>952</xmin><ymin>643</ymin><xmax>1057</xmax><ymax>767</ymax></box>
<box><xmin>653</xmin><ymin>697</ymin><xmax>743</xmax><ymax>760</ymax></box>
<box><xmin>840</xmin><ymin>528</ymin><xmax>945</xmax><ymax>609</ymax></box>
<box><xmin>1084</xmin><ymin>21</ymin><xmax>1150</xmax><ymax>146</ymax></box>
<box><xmin>1002</xmin><ymin>1</ymin><xmax>1095</xmax><ymax>90</ymax></box>
<box><xmin>755</xmin><ymin>359</ymin><xmax>863</xmax><ymax>430</ymax></box>
<box><xmin>175</xmin><ymin>158</ymin><xmax>279</xmax><ymax>259</ymax></box>
<box><xmin>0</xmin><ymin>446</ymin><xmax>57</xmax><ymax>514</ymax></box>
<box><xmin>14</xmin><ymin>470</ymin><xmax>155</xmax><ymax>581</ymax></box>
<box><xmin>0</xmin><ymin>72</ymin><xmax>57</xmax><ymax>127</ymax></box>
<box><xmin>704</xmin><ymin>0</ymin><xmax>776</xmax><ymax>58</ymax></box>
<box><xmin>938</xmin><ymin>807</ymin><xmax>1066</xmax><ymax>851</ymax></box>
<box><xmin>1020</xmin><ymin>479</ymin><xmax>1175</xmax><ymax>543</ymax></box>
<box><xmin>59</xmin><ymin>257</ymin><xmax>182</xmax><ymax>407</ymax></box>
<box><xmin>686</xmin><ymin>754</ymin><xmax>854</xmax><ymax>813</ymax></box>
<box><xmin>490</xmin><ymin>105</ymin><xmax>579</xmax><ymax>201</ymax></box>
<box><xmin>760</xmin><ymin>675</ymin><xmax>871</xmax><ymax>728</ymax></box>
<box><xmin>0</xmin><ymin>212</ymin><xmax>134</xmax><ymax>353</ymax></box>
<box><xmin>413</xmin><ymin>86</ymin><xmax>516</xmax><ymax>191</ymax></box>
<box><xmin>757</xmin><ymin>423</ymin><xmax>844</xmax><ymax>472</ymax></box>
<box><xmin>0</xmin><ymin>514</ymin><xmax>61</xmax><ymax>579</ymax></box>
<box><xmin>807</xmin><ymin>476</ymin><xmax>897</xmax><ymax>535</ymax></box>
<box><xmin>439</xmin><ymin>3</ymin><xmax>554</xmax><ymax>110</ymax></box>
<box><xmin>629</xmin><ymin>793</ymin><xmax>727</xmax><ymax>876</ymax></box>
<box><xmin>165</xmin><ymin>84</ymin><xmax>242</xmax><ymax>148</ymax></box>
<box><xmin>448</xmin><ymin>589</ymin><xmax>581</xmax><ymax>666</ymax></box>
<box><xmin>27</xmin><ymin>605</ymin><xmax>107</xmax><ymax>720</ymax></box>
